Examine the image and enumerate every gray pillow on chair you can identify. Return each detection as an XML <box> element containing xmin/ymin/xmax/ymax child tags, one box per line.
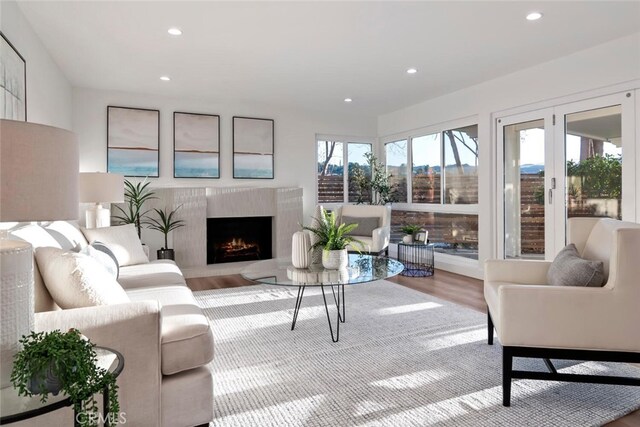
<box><xmin>547</xmin><ymin>243</ymin><xmax>604</xmax><ymax>287</ymax></box>
<box><xmin>341</xmin><ymin>216</ymin><xmax>380</xmax><ymax>236</ymax></box>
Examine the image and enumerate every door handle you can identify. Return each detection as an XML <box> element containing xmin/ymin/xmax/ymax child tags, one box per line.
<box><xmin>548</xmin><ymin>189</ymin><xmax>553</xmax><ymax>204</ymax></box>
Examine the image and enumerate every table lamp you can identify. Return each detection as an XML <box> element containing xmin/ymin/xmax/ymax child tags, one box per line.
<box><xmin>0</xmin><ymin>119</ymin><xmax>79</xmax><ymax>387</ymax></box>
<box><xmin>79</xmin><ymin>172</ymin><xmax>124</xmax><ymax>229</ymax></box>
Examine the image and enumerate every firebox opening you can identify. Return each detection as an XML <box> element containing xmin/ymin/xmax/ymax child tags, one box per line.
<box><xmin>207</xmin><ymin>216</ymin><xmax>273</xmax><ymax>264</ymax></box>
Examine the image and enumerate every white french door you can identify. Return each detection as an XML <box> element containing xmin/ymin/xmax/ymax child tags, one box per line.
<box><xmin>497</xmin><ymin>91</ymin><xmax>635</xmax><ymax>260</ymax></box>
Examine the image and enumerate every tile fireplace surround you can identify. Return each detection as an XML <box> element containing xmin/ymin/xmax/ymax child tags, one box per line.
<box><xmin>150</xmin><ymin>187</ymin><xmax>303</xmax><ymax>269</ymax></box>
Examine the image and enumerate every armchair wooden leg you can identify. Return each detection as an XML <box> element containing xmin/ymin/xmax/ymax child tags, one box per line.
<box><xmin>487</xmin><ymin>311</ymin><xmax>494</xmax><ymax>345</ymax></box>
<box><xmin>503</xmin><ymin>347</ymin><xmax>513</xmax><ymax>407</ymax></box>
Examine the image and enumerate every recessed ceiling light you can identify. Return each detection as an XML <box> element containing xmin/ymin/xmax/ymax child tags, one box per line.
<box><xmin>526</xmin><ymin>12</ymin><xmax>543</xmax><ymax>21</ymax></box>
<box><xmin>160</xmin><ymin>76</ymin><xmax>171</xmax><ymax>81</ymax></box>
<box><xmin>344</xmin><ymin>98</ymin><xmax>353</xmax><ymax>103</ymax></box>
<box><xmin>167</xmin><ymin>27</ymin><xmax>183</xmax><ymax>36</ymax></box>
<box><xmin>406</xmin><ymin>68</ymin><xmax>418</xmax><ymax>74</ymax></box>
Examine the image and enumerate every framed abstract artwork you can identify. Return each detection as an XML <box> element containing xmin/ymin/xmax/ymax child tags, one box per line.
<box><xmin>174</xmin><ymin>112</ymin><xmax>220</xmax><ymax>178</ymax></box>
<box><xmin>107</xmin><ymin>106</ymin><xmax>160</xmax><ymax>177</ymax></box>
<box><xmin>233</xmin><ymin>116</ymin><xmax>274</xmax><ymax>179</ymax></box>
<box><xmin>0</xmin><ymin>31</ymin><xmax>27</xmax><ymax>121</ymax></box>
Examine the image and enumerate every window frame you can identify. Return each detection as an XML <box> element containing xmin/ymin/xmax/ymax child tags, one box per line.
<box><xmin>381</xmin><ymin>117</ymin><xmax>479</xmax><ymax>215</ymax></box>
<box><xmin>315</xmin><ymin>134</ymin><xmax>375</xmax><ymax>206</ymax></box>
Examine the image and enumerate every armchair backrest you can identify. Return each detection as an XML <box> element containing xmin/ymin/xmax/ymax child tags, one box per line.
<box><xmin>568</xmin><ymin>217</ymin><xmax>640</xmax><ymax>284</ymax></box>
<box><xmin>336</xmin><ymin>204</ymin><xmax>391</xmax><ymax>228</ymax></box>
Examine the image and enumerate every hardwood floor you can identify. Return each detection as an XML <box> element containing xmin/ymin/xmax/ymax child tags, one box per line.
<box><xmin>186</xmin><ymin>270</ymin><xmax>638</xmax><ymax>426</ymax></box>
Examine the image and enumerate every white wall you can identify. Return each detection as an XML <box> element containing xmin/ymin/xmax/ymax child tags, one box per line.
<box><xmin>72</xmin><ymin>87</ymin><xmax>377</xmax><ymax>222</ymax></box>
<box><xmin>0</xmin><ymin>1</ymin><xmax>72</xmax><ymax>129</ymax></box>
<box><xmin>378</xmin><ymin>32</ymin><xmax>640</xmax><ymax>278</ymax></box>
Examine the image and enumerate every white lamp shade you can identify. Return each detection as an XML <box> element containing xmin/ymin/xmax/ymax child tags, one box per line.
<box><xmin>0</xmin><ymin>119</ymin><xmax>79</xmax><ymax>221</ymax></box>
<box><xmin>79</xmin><ymin>172</ymin><xmax>124</xmax><ymax>203</ymax></box>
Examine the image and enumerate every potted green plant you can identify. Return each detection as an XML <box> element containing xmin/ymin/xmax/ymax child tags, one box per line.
<box><xmin>146</xmin><ymin>206</ymin><xmax>186</xmax><ymax>260</ymax></box>
<box><xmin>303</xmin><ymin>208</ymin><xmax>363</xmax><ymax>269</ymax></box>
<box><xmin>113</xmin><ymin>178</ymin><xmax>156</xmax><ymax>239</ymax></box>
<box><xmin>10</xmin><ymin>329</ymin><xmax>120</xmax><ymax>427</ymax></box>
<box><xmin>400</xmin><ymin>224</ymin><xmax>421</xmax><ymax>243</ymax></box>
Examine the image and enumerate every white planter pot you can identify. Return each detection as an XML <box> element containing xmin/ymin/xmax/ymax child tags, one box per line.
<box><xmin>322</xmin><ymin>248</ymin><xmax>348</xmax><ymax>270</ymax></box>
<box><xmin>291</xmin><ymin>231</ymin><xmax>311</xmax><ymax>269</ymax></box>
<box><xmin>402</xmin><ymin>234</ymin><xmax>414</xmax><ymax>244</ymax></box>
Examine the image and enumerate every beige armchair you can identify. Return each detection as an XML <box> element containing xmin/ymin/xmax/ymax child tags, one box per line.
<box><xmin>336</xmin><ymin>204</ymin><xmax>391</xmax><ymax>255</ymax></box>
<box><xmin>484</xmin><ymin>217</ymin><xmax>640</xmax><ymax>406</ymax></box>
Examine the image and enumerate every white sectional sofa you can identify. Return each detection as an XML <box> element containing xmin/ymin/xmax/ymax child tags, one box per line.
<box><xmin>9</xmin><ymin>221</ymin><xmax>214</xmax><ymax>427</ymax></box>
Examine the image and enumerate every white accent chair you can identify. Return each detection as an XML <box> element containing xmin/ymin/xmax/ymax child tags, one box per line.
<box><xmin>335</xmin><ymin>204</ymin><xmax>391</xmax><ymax>255</ymax></box>
<box><xmin>484</xmin><ymin>217</ymin><xmax>640</xmax><ymax>406</ymax></box>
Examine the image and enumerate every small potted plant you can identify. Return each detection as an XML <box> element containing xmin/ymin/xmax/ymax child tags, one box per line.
<box><xmin>304</xmin><ymin>208</ymin><xmax>363</xmax><ymax>269</ymax></box>
<box><xmin>146</xmin><ymin>205</ymin><xmax>186</xmax><ymax>260</ymax></box>
<box><xmin>10</xmin><ymin>329</ymin><xmax>120</xmax><ymax>427</ymax></box>
<box><xmin>400</xmin><ymin>224</ymin><xmax>421</xmax><ymax>243</ymax></box>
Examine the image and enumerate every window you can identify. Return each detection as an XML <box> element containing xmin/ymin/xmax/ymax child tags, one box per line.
<box><xmin>385</xmin><ymin>140</ymin><xmax>408</xmax><ymax>203</ymax></box>
<box><xmin>385</xmin><ymin>122</ymin><xmax>479</xmax><ymax>261</ymax></box>
<box><xmin>443</xmin><ymin>125</ymin><xmax>478</xmax><ymax>204</ymax></box>
<box><xmin>391</xmin><ymin>210</ymin><xmax>478</xmax><ymax>260</ymax></box>
<box><xmin>317</xmin><ymin>140</ymin><xmax>372</xmax><ymax>204</ymax></box>
<box><xmin>317</xmin><ymin>141</ymin><xmax>344</xmax><ymax>203</ymax></box>
<box><xmin>412</xmin><ymin>133</ymin><xmax>441</xmax><ymax>203</ymax></box>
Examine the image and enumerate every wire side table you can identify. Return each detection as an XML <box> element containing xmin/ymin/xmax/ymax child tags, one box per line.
<box><xmin>397</xmin><ymin>242</ymin><xmax>434</xmax><ymax>277</ymax></box>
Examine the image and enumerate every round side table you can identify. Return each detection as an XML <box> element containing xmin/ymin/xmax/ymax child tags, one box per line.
<box><xmin>397</xmin><ymin>242</ymin><xmax>434</xmax><ymax>277</ymax></box>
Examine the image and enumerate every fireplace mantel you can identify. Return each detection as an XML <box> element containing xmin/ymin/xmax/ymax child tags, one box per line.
<box><xmin>152</xmin><ymin>187</ymin><xmax>303</xmax><ymax>269</ymax></box>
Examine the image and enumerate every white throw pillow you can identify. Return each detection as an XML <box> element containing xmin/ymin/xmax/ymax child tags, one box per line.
<box><xmin>35</xmin><ymin>247</ymin><xmax>130</xmax><ymax>308</ymax></box>
<box><xmin>81</xmin><ymin>224</ymin><xmax>149</xmax><ymax>267</ymax></box>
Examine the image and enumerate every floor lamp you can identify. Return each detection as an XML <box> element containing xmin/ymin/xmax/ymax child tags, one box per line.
<box><xmin>0</xmin><ymin>119</ymin><xmax>79</xmax><ymax>387</ymax></box>
<box><xmin>79</xmin><ymin>172</ymin><xmax>124</xmax><ymax>229</ymax></box>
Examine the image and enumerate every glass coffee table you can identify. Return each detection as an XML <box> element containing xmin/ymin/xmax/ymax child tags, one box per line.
<box><xmin>241</xmin><ymin>254</ymin><xmax>404</xmax><ymax>342</ymax></box>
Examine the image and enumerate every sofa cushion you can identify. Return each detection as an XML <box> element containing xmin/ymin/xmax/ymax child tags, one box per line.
<box><xmin>118</xmin><ymin>260</ymin><xmax>186</xmax><ymax>289</ymax></box>
<box><xmin>342</xmin><ymin>215</ymin><xmax>379</xmax><ymax>237</ymax></box>
<box><xmin>82</xmin><ymin>224</ymin><xmax>149</xmax><ymax>267</ymax></box>
<box><xmin>126</xmin><ymin>286</ymin><xmax>214</xmax><ymax>375</ymax></box>
<box><xmin>582</xmin><ymin>218</ymin><xmax>640</xmax><ymax>280</ymax></box>
<box><xmin>10</xmin><ymin>224</ymin><xmax>62</xmax><ymax>249</ymax></box>
<box><xmin>547</xmin><ymin>243</ymin><xmax>604</xmax><ymax>287</ymax></box>
<box><xmin>80</xmin><ymin>244</ymin><xmax>119</xmax><ymax>279</ymax></box>
<box><xmin>44</xmin><ymin>221</ymin><xmax>88</xmax><ymax>251</ymax></box>
<box><xmin>35</xmin><ymin>247</ymin><xmax>130</xmax><ymax>308</ymax></box>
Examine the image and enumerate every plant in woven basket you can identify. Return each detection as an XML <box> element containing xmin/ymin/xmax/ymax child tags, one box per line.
<box><xmin>10</xmin><ymin>329</ymin><xmax>120</xmax><ymax>427</ymax></box>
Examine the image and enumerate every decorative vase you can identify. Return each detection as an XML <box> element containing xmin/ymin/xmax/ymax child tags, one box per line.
<box><xmin>402</xmin><ymin>234</ymin><xmax>413</xmax><ymax>244</ymax></box>
<box><xmin>322</xmin><ymin>248</ymin><xmax>348</xmax><ymax>270</ymax></box>
<box><xmin>291</xmin><ymin>231</ymin><xmax>311</xmax><ymax>269</ymax></box>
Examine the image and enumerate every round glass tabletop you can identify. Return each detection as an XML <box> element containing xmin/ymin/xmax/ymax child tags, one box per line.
<box><xmin>241</xmin><ymin>253</ymin><xmax>404</xmax><ymax>287</ymax></box>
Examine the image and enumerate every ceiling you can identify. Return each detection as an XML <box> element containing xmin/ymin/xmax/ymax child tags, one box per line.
<box><xmin>17</xmin><ymin>1</ymin><xmax>640</xmax><ymax>117</ymax></box>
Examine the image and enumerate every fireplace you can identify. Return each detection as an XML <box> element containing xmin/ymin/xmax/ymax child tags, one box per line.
<box><xmin>207</xmin><ymin>216</ymin><xmax>273</xmax><ymax>264</ymax></box>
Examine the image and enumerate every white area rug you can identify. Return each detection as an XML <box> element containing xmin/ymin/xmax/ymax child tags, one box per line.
<box><xmin>194</xmin><ymin>281</ymin><xmax>640</xmax><ymax>426</ymax></box>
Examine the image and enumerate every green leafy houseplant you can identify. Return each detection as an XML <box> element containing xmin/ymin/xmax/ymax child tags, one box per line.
<box><xmin>146</xmin><ymin>206</ymin><xmax>186</xmax><ymax>260</ymax></box>
<box><xmin>113</xmin><ymin>178</ymin><xmax>156</xmax><ymax>238</ymax></box>
<box><xmin>303</xmin><ymin>209</ymin><xmax>363</xmax><ymax>252</ymax></box>
<box><xmin>10</xmin><ymin>329</ymin><xmax>120</xmax><ymax>427</ymax></box>
<box><xmin>400</xmin><ymin>224</ymin><xmax>421</xmax><ymax>235</ymax></box>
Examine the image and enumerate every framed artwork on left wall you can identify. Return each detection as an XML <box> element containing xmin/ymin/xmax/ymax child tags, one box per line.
<box><xmin>0</xmin><ymin>31</ymin><xmax>27</xmax><ymax>121</ymax></box>
<box><xmin>107</xmin><ymin>106</ymin><xmax>160</xmax><ymax>177</ymax></box>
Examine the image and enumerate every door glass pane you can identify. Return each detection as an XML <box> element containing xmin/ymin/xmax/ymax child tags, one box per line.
<box><xmin>504</xmin><ymin>119</ymin><xmax>545</xmax><ymax>259</ymax></box>
<box><xmin>347</xmin><ymin>143</ymin><xmax>372</xmax><ymax>203</ymax></box>
<box><xmin>317</xmin><ymin>141</ymin><xmax>344</xmax><ymax>203</ymax></box>
<box><xmin>385</xmin><ymin>140</ymin><xmax>408</xmax><ymax>203</ymax></box>
<box><xmin>443</xmin><ymin>125</ymin><xmax>478</xmax><ymax>204</ymax></box>
<box><xmin>412</xmin><ymin>133</ymin><xmax>441</xmax><ymax>203</ymax></box>
<box><xmin>565</xmin><ymin>105</ymin><xmax>622</xmax><ymax>220</ymax></box>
